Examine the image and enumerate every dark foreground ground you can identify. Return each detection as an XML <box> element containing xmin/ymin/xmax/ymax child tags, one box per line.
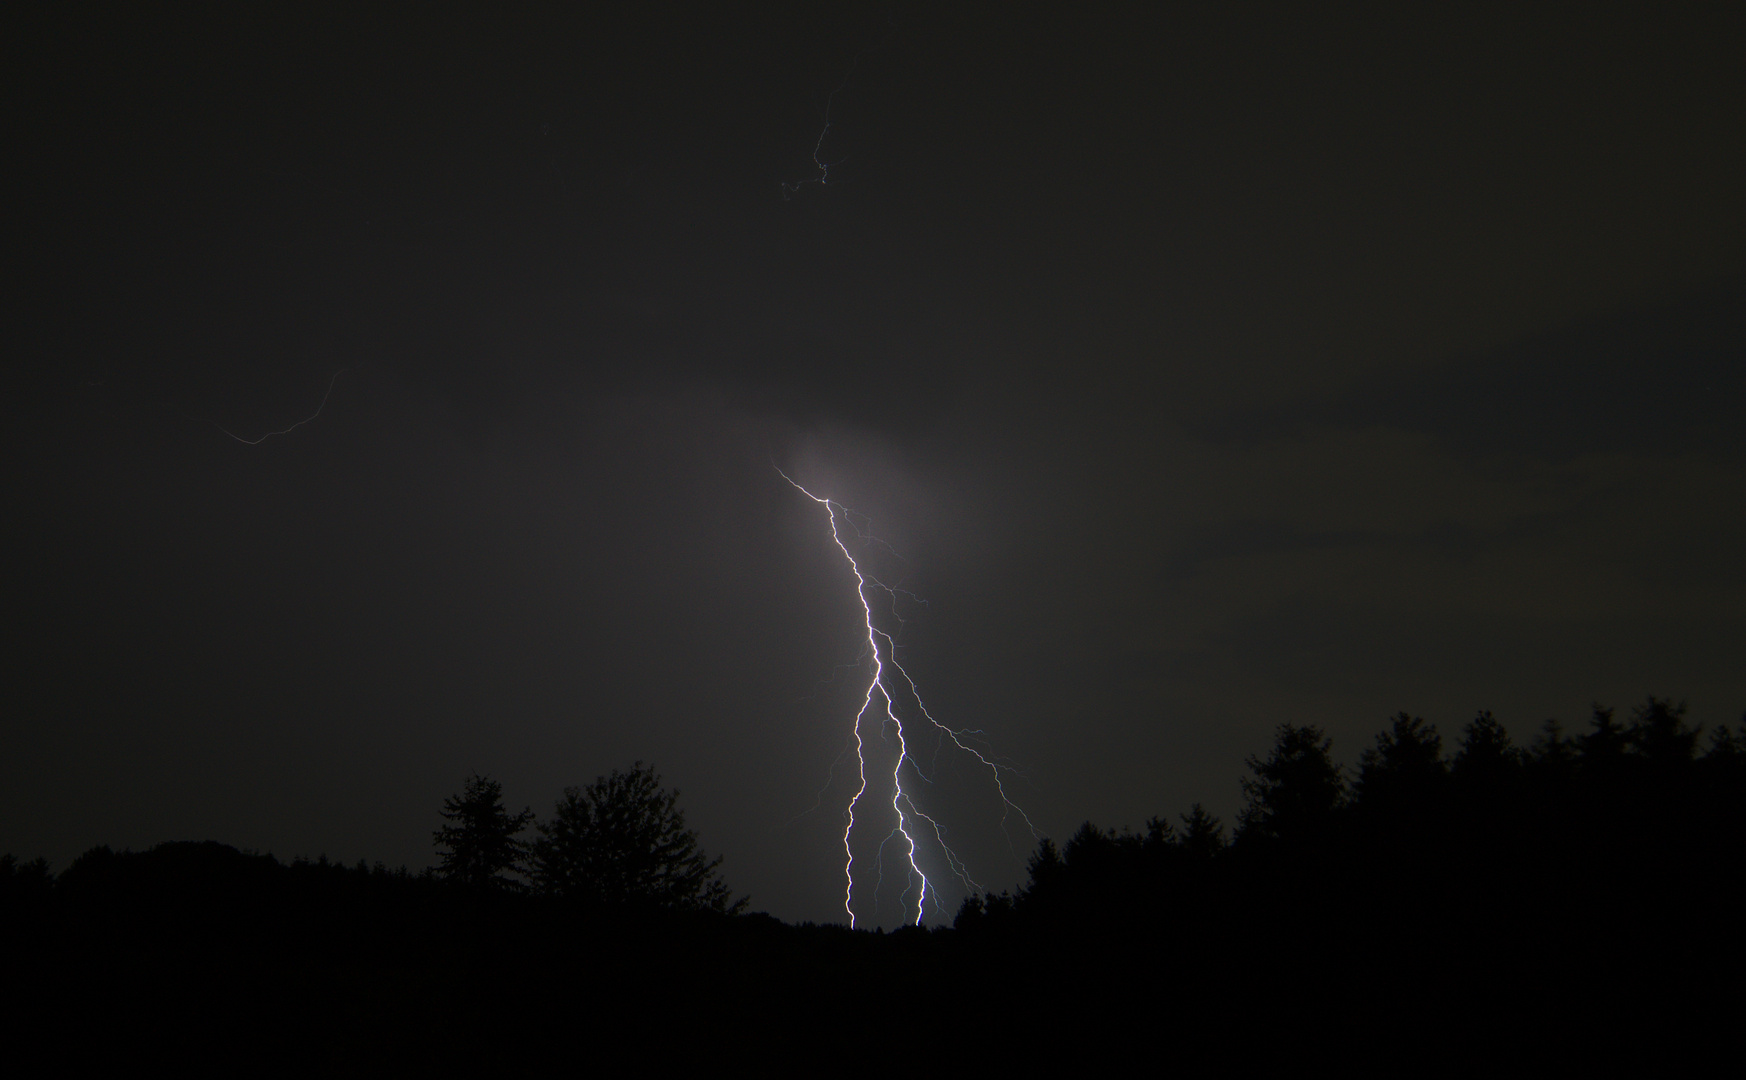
<box><xmin>3</xmin><ymin>832</ymin><xmax>1738</xmax><ymax>1074</ymax></box>
<box><xmin>9</xmin><ymin>706</ymin><xmax>1743</xmax><ymax>1072</ymax></box>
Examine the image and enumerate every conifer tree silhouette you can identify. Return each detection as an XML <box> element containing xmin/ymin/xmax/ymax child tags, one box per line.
<box><xmin>1355</xmin><ymin>713</ymin><xmax>1447</xmax><ymax>811</ymax></box>
<box><xmin>1237</xmin><ymin>724</ymin><xmax>1345</xmax><ymax>844</ymax></box>
<box><xmin>433</xmin><ymin>774</ymin><xmax>534</xmax><ymax>890</ymax></box>
<box><xmin>1176</xmin><ymin>804</ymin><xmax>1227</xmax><ymax>860</ymax></box>
<box><xmin>1627</xmin><ymin>697</ymin><xmax>1698</xmax><ymax>764</ymax></box>
<box><xmin>1453</xmin><ymin>710</ymin><xmax>1521</xmax><ymax>783</ymax></box>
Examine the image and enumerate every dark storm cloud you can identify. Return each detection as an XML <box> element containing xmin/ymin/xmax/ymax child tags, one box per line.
<box><xmin>1219</xmin><ymin>278</ymin><xmax>1746</xmax><ymax>461</ymax></box>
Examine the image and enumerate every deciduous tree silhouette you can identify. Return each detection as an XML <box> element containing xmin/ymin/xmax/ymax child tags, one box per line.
<box><xmin>529</xmin><ymin>762</ymin><xmax>745</xmax><ymax>914</ymax></box>
<box><xmin>433</xmin><ymin>774</ymin><xmax>534</xmax><ymax>890</ymax></box>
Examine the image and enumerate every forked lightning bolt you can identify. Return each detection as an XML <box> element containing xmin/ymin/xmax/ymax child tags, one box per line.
<box><xmin>779</xmin><ymin>468</ymin><xmax>1039</xmax><ymax>927</ymax></box>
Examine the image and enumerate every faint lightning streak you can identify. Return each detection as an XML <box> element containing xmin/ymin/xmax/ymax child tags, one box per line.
<box><xmin>884</xmin><ymin>653</ymin><xmax>1043</xmax><ymax>847</ymax></box>
<box><xmin>785</xmin><ymin>738</ymin><xmax>857</xmax><ymax>827</ymax></box>
<box><xmin>904</xmin><ymin>797</ymin><xmax>984</xmax><ymax>897</ymax></box>
<box><xmin>211</xmin><ymin>370</ymin><xmax>344</xmax><ymax>444</ymax></box>
<box><xmin>780</xmin><ymin>58</ymin><xmax>859</xmax><ymax>200</ymax></box>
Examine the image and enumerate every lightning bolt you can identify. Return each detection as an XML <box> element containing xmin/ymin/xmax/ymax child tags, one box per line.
<box><xmin>780</xmin><ymin>58</ymin><xmax>858</xmax><ymax>200</ymax></box>
<box><xmin>779</xmin><ymin>468</ymin><xmax>1038</xmax><ymax>928</ymax></box>
<box><xmin>207</xmin><ymin>370</ymin><xmax>344</xmax><ymax>445</ymax></box>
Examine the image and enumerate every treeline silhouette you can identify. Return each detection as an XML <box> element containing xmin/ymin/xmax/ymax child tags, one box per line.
<box><xmin>960</xmin><ymin>698</ymin><xmax>1745</xmax><ymax>934</ymax></box>
<box><xmin>4</xmin><ymin>697</ymin><xmax>1741</xmax><ymax>1069</ymax></box>
<box><xmin>950</xmin><ymin>697</ymin><xmax>1746</xmax><ymax>1066</ymax></box>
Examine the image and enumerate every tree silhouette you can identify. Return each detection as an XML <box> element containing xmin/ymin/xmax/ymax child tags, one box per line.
<box><xmin>1627</xmin><ymin>696</ymin><xmax>1698</xmax><ymax>764</ymax></box>
<box><xmin>1143</xmin><ymin>814</ymin><xmax>1176</xmax><ymax>850</ymax></box>
<box><xmin>1579</xmin><ymin>704</ymin><xmax>1629</xmax><ymax>765</ymax></box>
<box><xmin>1707</xmin><ymin>719</ymin><xmax>1745</xmax><ymax>761</ymax></box>
<box><xmin>529</xmin><ymin>762</ymin><xmax>745</xmax><ymax>914</ymax></box>
<box><xmin>1528</xmin><ymin>717</ymin><xmax>1576</xmax><ymax>778</ymax></box>
<box><xmin>433</xmin><ymin>774</ymin><xmax>534</xmax><ymax>890</ymax></box>
<box><xmin>1452</xmin><ymin>710</ymin><xmax>1521</xmax><ymax>783</ymax></box>
<box><xmin>1237</xmin><ymin>724</ymin><xmax>1345</xmax><ymax>844</ymax></box>
<box><xmin>0</xmin><ymin>854</ymin><xmax>53</xmax><ymax>914</ymax></box>
<box><xmin>1015</xmin><ymin>836</ymin><xmax>1067</xmax><ymax>914</ymax></box>
<box><xmin>1354</xmin><ymin>712</ymin><xmax>1446</xmax><ymax>810</ymax></box>
<box><xmin>1176</xmin><ymin>803</ymin><xmax>1226</xmax><ymax>860</ymax></box>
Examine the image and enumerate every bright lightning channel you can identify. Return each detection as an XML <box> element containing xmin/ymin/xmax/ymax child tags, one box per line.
<box><xmin>779</xmin><ymin>468</ymin><xmax>1038</xmax><ymax>928</ymax></box>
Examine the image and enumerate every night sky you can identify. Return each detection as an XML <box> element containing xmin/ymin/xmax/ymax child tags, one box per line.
<box><xmin>6</xmin><ymin>4</ymin><xmax>1744</xmax><ymax>926</ymax></box>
